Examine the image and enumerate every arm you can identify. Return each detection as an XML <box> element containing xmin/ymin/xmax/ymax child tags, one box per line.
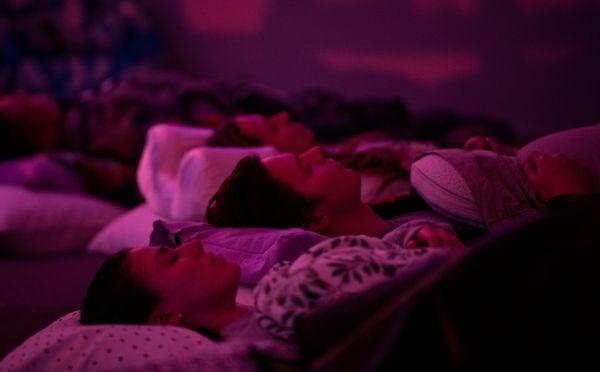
<box><xmin>464</xmin><ymin>135</ymin><xmax>517</xmax><ymax>156</ymax></box>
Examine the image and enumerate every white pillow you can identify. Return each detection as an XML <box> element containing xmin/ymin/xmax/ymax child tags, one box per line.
<box><xmin>87</xmin><ymin>204</ymin><xmax>160</xmax><ymax>254</ymax></box>
<box><xmin>410</xmin><ymin>154</ymin><xmax>483</xmax><ymax>227</ymax></box>
<box><xmin>0</xmin><ymin>186</ymin><xmax>125</xmax><ymax>257</ymax></box>
<box><xmin>171</xmin><ymin>146</ymin><xmax>277</xmax><ymax>221</ymax></box>
<box><xmin>136</xmin><ymin>123</ymin><xmax>277</xmax><ymax>221</ymax></box>
<box><xmin>0</xmin><ymin>311</ymin><xmax>218</xmax><ymax>372</ymax></box>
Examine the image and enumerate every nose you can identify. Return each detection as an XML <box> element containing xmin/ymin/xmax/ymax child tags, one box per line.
<box><xmin>300</xmin><ymin>146</ymin><xmax>324</xmax><ymax>164</ymax></box>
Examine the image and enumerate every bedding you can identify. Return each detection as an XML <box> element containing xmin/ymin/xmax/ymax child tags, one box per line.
<box><xmin>0</xmin><ymin>186</ymin><xmax>125</xmax><ymax>257</ymax></box>
<box><xmin>0</xmin><ymin>154</ymin><xmax>84</xmax><ymax>193</ymax></box>
<box><xmin>87</xmin><ymin>204</ymin><xmax>160</xmax><ymax>254</ymax></box>
<box><xmin>137</xmin><ymin>124</ymin><xmax>277</xmax><ymax>221</ymax></box>
<box><xmin>0</xmin><ymin>311</ymin><xmax>261</xmax><ymax>372</ymax></box>
<box><xmin>253</xmin><ymin>233</ymin><xmax>456</xmax><ymax>340</ymax></box>
<box><xmin>411</xmin><ymin>124</ymin><xmax>600</xmax><ymax>232</ymax></box>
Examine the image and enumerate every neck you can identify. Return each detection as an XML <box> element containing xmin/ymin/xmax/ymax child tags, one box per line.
<box><xmin>184</xmin><ymin>303</ymin><xmax>250</xmax><ymax>334</ymax></box>
<box><xmin>325</xmin><ymin>203</ymin><xmax>390</xmax><ymax>238</ymax></box>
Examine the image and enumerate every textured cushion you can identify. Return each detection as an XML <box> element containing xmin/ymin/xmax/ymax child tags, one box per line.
<box><xmin>410</xmin><ymin>154</ymin><xmax>483</xmax><ymax>227</ymax></box>
<box><xmin>0</xmin><ymin>186</ymin><xmax>125</xmax><ymax>257</ymax></box>
<box><xmin>150</xmin><ymin>220</ymin><xmax>327</xmax><ymax>284</ymax></box>
<box><xmin>0</xmin><ymin>311</ymin><xmax>216</xmax><ymax>372</ymax></box>
<box><xmin>87</xmin><ymin>204</ymin><xmax>160</xmax><ymax>254</ymax></box>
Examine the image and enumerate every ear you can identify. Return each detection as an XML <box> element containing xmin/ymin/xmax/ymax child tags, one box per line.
<box><xmin>306</xmin><ymin>213</ymin><xmax>331</xmax><ymax>234</ymax></box>
<box><xmin>148</xmin><ymin>309</ymin><xmax>183</xmax><ymax>326</ymax></box>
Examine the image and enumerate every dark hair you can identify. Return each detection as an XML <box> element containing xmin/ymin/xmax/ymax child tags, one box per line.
<box><xmin>206</xmin><ymin>156</ymin><xmax>317</xmax><ymax>228</ymax></box>
<box><xmin>206</xmin><ymin>121</ymin><xmax>262</xmax><ymax>147</ymax></box>
<box><xmin>81</xmin><ymin>249</ymin><xmax>159</xmax><ymax>325</ymax></box>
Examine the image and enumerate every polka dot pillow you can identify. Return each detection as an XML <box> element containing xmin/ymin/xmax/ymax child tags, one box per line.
<box><xmin>0</xmin><ymin>311</ymin><xmax>216</xmax><ymax>372</ymax></box>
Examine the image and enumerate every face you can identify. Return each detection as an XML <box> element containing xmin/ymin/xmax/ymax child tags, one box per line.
<box><xmin>127</xmin><ymin>239</ymin><xmax>241</xmax><ymax>316</ymax></box>
<box><xmin>261</xmin><ymin>146</ymin><xmax>362</xmax><ymax>213</ymax></box>
<box><xmin>235</xmin><ymin>112</ymin><xmax>315</xmax><ymax>154</ymax></box>
<box><xmin>0</xmin><ymin>92</ymin><xmax>62</xmax><ymax>150</ymax></box>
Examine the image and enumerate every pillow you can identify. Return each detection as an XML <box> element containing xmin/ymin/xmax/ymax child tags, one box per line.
<box><xmin>0</xmin><ymin>311</ymin><xmax>217</xmax><ymax>372</ymax></box>
<box><xmin>137</xmin><ymin>123</ymin><xmax>277</xmax><ymax>221</ymax></box>
<box><xmin>170</xmin><ymin>146</ymin><xmax>277</xmax><ymax>221</ymax></box>
<box><xmin>0</xmin><ymin>186</ymin><xmax>125</xmax><ymax>257</ymax></box>
<box><xmin>0</xmin><ymin>154</ymin><xmax>84</xmax><ymax>193</ymax></box>
<box><xmin>87</xmin><ymin>204</ymin><xmax>160</xmax><ymax>254</ymax></box>
<box><xmin>410</xmin><ymin>154</ymin><xmax>483</xmax><ymax>227</ymax></box>
<box><xmin>150</xmin><ymin>220</ymin><xmax>327</xmax><ymax>284</ymax></box>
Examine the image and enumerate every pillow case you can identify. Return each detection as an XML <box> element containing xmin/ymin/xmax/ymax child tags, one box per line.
<box><xmin>0</xmin><ymin>186</ymin><xmax>125</xmax><ymax>257</ymax></box>
<box><xmin>136</xmin><ymin>123</ymin><xmax>277</xmax><ymax>221</ymax></box>
<box><xmin>0</xmin><ymin>153</ymin><xmax>84</xmax><ymax>193</ymax></box>
<box><xmin>0</xmin><ymin>311</ymin><xmax>222</xmax><ymax>372</ymax></box>
<box><xmin>87</xmin><ymin>204</ymin><xmax>160</xmax><ymax>254</ymax></box>
<box><xmin>150</xmin><ymin>220</ymin><xmax>327</xmax><ymax>284</ymax></box>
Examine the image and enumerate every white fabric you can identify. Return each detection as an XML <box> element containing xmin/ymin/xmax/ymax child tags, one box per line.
<box><xmin>137</xmin><ymin>124</ymin><xmax>277</xmax><ymax>221</ymax></box>
<box><xmin>87</xmin><ymin>204</ymin><xmax>160</xmax><ymax>254</ymax></box>
<box><xmin>410</xmin><ymin>154</ymin><xmax>483</xmax><ymax>226</ymax></box>
<box><xmin>0</xmin><ymin>311</ymin><xmax>221</xmax><ymax>372</ymax></box>
<box><xmin>0</xmin><ymin>186</ymin><xmax>125</xmax><ymax>257</ymax></box>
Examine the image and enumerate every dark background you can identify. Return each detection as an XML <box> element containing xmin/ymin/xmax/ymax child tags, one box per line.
<box><xmin>146</xmin><ymin>0</ymin><xmax>600</xmax><ymax>140</ymax></box>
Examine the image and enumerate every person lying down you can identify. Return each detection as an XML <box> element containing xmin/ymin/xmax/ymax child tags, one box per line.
<box><xmin>137</xmin><ymin>112</ymin><xmax>435</xmax><ymax>221</ymax></box>
<box><xmin>85</xmin><ymin>139</ymin><xmax>467</xmax><ymax>355</ymax></box>
<box><xmin>81</xmin><ymin>230</ymin><xmax>462</xmax><ymax>356</ymax></box>
<box><xmin>208</xmin><ymin>124</ymin><xmax>598</xmax><ymax>234</ymax></box>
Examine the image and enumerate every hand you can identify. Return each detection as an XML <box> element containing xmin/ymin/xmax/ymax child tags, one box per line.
<box><xmin>463</xmin><ymin>135</ymin><xmax>516</xmax><ymax>156</ymax></box>
<box><xmin>524</xmin><ymin>151</ymin><xmax>593</xmax><ymax>201</ymax></box>
<box><xmin>406</xmin><ymin>225</ymin><xmax>464</xmax><ymax>250</ymax></box>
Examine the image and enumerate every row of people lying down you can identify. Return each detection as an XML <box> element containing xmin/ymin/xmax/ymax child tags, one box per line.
<box><xmin>81</xmin><ymin>124</ymin><xmax>598</xmax><ymax>360</ymax></box>
<box><xmin>0</xmin><ymin>91</ymin><xmax>432</xmax><ymax>206</ymax></box>
<box><xmin>137</xmin><ymin>112</ymin><xmax>436</xmax><ymax>220</ymax></box>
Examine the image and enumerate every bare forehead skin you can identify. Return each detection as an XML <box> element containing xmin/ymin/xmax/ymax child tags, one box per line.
<box><xmin>128</xmin><ymin>246</ymin><xmax>161</xmax><ymax>283</ymax></box>
<box><xmin>261</xmin><ymin>154</ymin><xmax>302</xmax><ymax>183</ymax></box>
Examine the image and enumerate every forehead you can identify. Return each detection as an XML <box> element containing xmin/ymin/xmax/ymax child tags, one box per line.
<box><xmin>128</xmin><ymin>246</ymin><xmax>161</xmax><ymax>281</ymax></box>
<box><xmin>261</xmin><ymin>154</ymin><xmax>300</xmax><ymax>182</ymax></box>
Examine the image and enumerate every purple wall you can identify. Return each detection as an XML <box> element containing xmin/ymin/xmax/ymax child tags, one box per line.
<box><xmin>147</xmin><ymin>0</ymin><xmax>600</xmax><ymax>139</ymax></box>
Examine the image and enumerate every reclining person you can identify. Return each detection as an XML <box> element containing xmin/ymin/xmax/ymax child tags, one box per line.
<box><xmin>139</xmin><ymin>114</ymin><xmax>434</xmax><ymax>221</ymax></box>
<box><xmin>206</xmin><ymin>146</ymin><xmax>461</xmax><ymax>244</ymax></box>
<box><xmin>208</xmin><ymin>125</ymin><xmax>597</xmax><ymax>235</ymax></box>
<box><xmin>81</xmin><ymin>229</ymin><xmax>462</xmax><ymax>347</ymax></box>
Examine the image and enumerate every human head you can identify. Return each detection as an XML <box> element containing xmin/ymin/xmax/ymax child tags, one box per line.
<box><xmin>0</xmin><ymin>92</ymin><xmax>62</xmax><ymax>160</ymax></box>
<box><xmin>207</xmin><ymin>112</ymin><xmax>315</xmax><ymax>154</ymax></box>
<box><xmin>81</xmin><ymin>240</ymin><xmax>241</xmax><ymax>333</ymax></box>
<box><xmin>206</xmin><ymin>146</ymin><xmax>361</xmax><ymax>233</ymax></box>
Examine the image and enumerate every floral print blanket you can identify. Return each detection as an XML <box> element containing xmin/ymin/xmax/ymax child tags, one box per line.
<box><xmin>253</xmin><ymin>234</ymin><xmax>454</xmax><ymax>340</ymax></box>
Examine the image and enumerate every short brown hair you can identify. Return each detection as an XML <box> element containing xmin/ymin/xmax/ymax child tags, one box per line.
<box><xmin>206</xmin><ymin>156</ymin><xmax>317</xmax><ymax>228</ymax></box>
